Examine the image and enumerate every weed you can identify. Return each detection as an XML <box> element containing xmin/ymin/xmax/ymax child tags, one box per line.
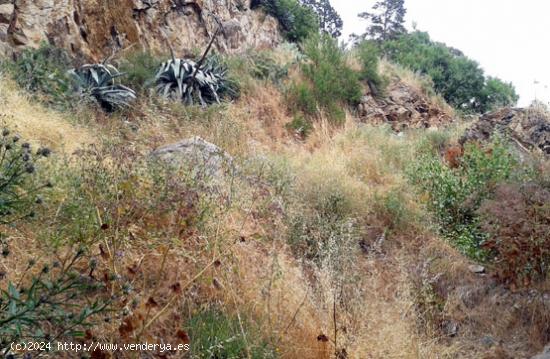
<box><xmin>186</xmin><ymin>306</ymin><xmax>277</xmax><ymax>358</ymax></box>
<box><xmin>1</xmin><ymin>44</ymin><xmax>74</xmax><ymax>109</ymax></box>
<box><xmin>408</xmin><ymin>138</ymin><xmax>516</xmax><ymax>259</ymax></box>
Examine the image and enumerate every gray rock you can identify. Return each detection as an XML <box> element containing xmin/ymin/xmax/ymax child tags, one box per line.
<box><xmin>151</xmin><ymin>136</ymin><xmax>236</xmax><ymax>181</ymax></box>
<box><xmin>0</xmin><ymin>4</ymin><xmax>13</xmax><ymax>24</ymax></box>
<box><xmin>531</xmin><ymin>345</ymin><xmax>550</xmax><ymax>359</ymax></box>
<box><xmin>468</xmin><ymin>264</ymin><xmax>486</xmax><ymax>274</ymax></box>
<box><xmin>461</xmin><ymin>106</ymin><xmax>550</xmax><ymax>156</ymax></box>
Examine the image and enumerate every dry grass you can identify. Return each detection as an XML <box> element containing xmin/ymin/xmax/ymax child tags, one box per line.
<box><xmin>1</xmin><ymin>49</ymin><xmax>548</xmax><ymax>359</ymax></box>
<box><xmin>0</xmin><ymin>75</ymin><xmax>95</xmax><ymax>154</ymax></box>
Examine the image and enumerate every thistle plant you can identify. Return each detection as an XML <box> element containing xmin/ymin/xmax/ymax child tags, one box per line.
<box><xmin>0</xmin><ymin>128</ymin><xmax>52</xmax><ymax>224</ymax></box>
<box><xmin>68</xmin><ymin>63</ymin><xmax>137</xmax><ymax>111</ymax></box>
<box><xmin>0</xmin><ymin>248</ymin><xmax>109</xmax><ymax>353</ymax></box>
<box><xmin>154</xmin><ymin>55</ymin><xmax>238</xmax><ymax>106</ymax></box>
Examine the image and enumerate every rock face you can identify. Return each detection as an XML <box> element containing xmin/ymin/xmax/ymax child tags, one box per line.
<box><xmin>0</xmin><ymin>0</ymin><xmax>282</xmax><ymax>60</ymax></box>
<box><xmin>461</xmin><ymin>106</ymin><xmax>550</xmax><ymax>156</ymax></box>
<box><xmin>357</xmin><ymin>81</ymin><xmax>453</xmax><ymax>131</ymax></box>
<box><xmin>151</xmin><ymin>136</ymin><xmax>236</xmax><ymax>180</ymax></box>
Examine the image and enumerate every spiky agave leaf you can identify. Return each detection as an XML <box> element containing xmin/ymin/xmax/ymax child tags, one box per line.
<box><xmin>68</xmin><ymin>63</ymin><xmax>136</xmax><ymax>111</ymax></box>
<box><xmin>154</xmin><ymin>55</ymin><xmax>238</xmax><ymax>106</ymax></box>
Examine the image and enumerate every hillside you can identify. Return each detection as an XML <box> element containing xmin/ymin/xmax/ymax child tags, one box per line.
<box><xmin>0</xmin><ymin>2</ymin><xmax>550</xmax><ymax>359</ymax></box>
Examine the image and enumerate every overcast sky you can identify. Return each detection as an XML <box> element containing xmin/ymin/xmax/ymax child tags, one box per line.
<box><xmin>332</xmin><ymin>0</ymin><xmax>550</xmax><ymax>106</ymax></box>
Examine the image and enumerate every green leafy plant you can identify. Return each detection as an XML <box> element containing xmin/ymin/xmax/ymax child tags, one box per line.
<box><xmin>68</xmin><ymin>63</ymin><xmax>137</xmax><ymax>112</ymax></box>
<box><xmin>356</xmin><ymin>41</ymin><xmax>387</xmax><ymax>96</ymax></box>
<box><xmin>0</xmin><ymin>248</ymin><xmax>109</xmax><ymax>352</ymax></box>
<box><xmin>286</xmin><ymin>114</ymin><xmax>313</xmax><ymax>139</ymax></box>
<box><xmin>186</xmin><ymin>307</ymin><xmax>276</xmax><ymax>358</ymax></box>
<box><xmin>154</xmin><ymin>55</ymin><xmax>238</xmax><ymax>106</ymax></box>
<box><xmin>252</xmin><ymin>0</ymin><xmax>319</xmax><ymax>42</ymax></box>
<box><xmin>288</xmin><ymin>34</ymin><xmax>362</xmax><ymax>124</ymax></box>
<box><xmin>117</xmin><ymin>49</ymin><xmax>162</xmax><ymax>92</ymax></box>
<box><xmin>1</xmin><ymin>44</ymin><xmax>73</xmax><ymax>108</ymax></box>
<box><xmin>407</xmin><ymin>138</ymin><xmax>516</xmax><ymax>259</ymax></box>
<box><xmin>381</xmin><ymin>31</ymin><xmax>518</xmax><ymax>113</ymax></box>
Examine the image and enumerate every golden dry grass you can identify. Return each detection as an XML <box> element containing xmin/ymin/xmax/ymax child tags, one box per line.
<box><xmin>0</xmin><ymin>52</ymin><xmax>547</xmax><ymax>359</ymax></box>
<box><xmin>0</xmin><ymin>75</ymin><xmax>95</xmax><ymax>154</ymax></box>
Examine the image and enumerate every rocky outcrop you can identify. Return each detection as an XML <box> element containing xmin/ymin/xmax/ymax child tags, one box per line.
<box><xmin>357</xmin><ymin>81</ymin><xmax>454</xmax><ymax>131</ymax></box>
<box><xmin>460</xmin><ymin>106</ymin><xmax>550</xmax><ymax>156</ymax></box>
<box><xmin>151</xmin><ymin>136</ymin><xmax>236</xmax><ymax>180</ymax></box>
<box><xmin>0</xmin><ymin>0</ymin><xmax>282</xmax><ymax>60</ymax></box>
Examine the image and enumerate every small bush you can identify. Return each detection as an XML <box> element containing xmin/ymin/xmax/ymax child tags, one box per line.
<box><xmin>248</xmin><ymin>51</ymin><xmax>289</xmax><ymax>83</ymax></box>
<box><xmin>289</xmin><ymin>34</ymin><xmax>362</xmax><ymax>124</ymax></box>
<box><xmin>408</xmin><ymin>138</ymin><xmax>516</xmax><ymax>259</ymax></box>
<box><xmin>356</xmin><ymin>41</ymin><xmax>387</xmax><ymax>96</ymax></box>
<box><xmin>117</xmin><ymin>49</ymin><xmax>162</xmax><ymax>92</ymax></box>
<box><xmin>2</xmin><ymin>44</ymin><xmax>74</xmax><ymax>109</ymax></box>
<box><xmin>478</xmin><ymin>183</ymin><xmax>550</xmax><ymax>286</ymax></box>
<box><xmin>286</xmin><ymin>114</ymin><xmax>313</xmax><ymax>139</ymax></box>
<box><xmin>186</xmin><ymin>307</ymin><xmax>276</xmax><ymax>358</ymax></box>
<box><xmin>253</xmin><ymin>0</ymin><xmax>319</xmax><ymax>42</ymax></box>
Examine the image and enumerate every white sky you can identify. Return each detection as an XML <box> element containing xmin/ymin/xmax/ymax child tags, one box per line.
<box><xmin>332</xmin><ymin>0</ymin><xmax>550</xmax><ymax>106</ymax></box>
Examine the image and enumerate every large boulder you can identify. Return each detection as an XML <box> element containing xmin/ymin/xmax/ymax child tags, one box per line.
<box><xmin>460</xmin><ymin>106</ymin><xmax>550</xmax><ymax>156</ymax></box>
<box><xmin>151</xmin><ymin>136</ymin><xmax>236</xmax><ymax>181</ymax></box>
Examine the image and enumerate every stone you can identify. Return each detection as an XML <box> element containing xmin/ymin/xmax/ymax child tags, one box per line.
<box><xmin>461</xmin><ymin>106</ymin><xmax>550</xmax><ymax>156</ymax></box>
<box><xmin>531</xmin><ymin>345</ymin><xmax>550</xmax><ymax>359</ymax></box>
<box><xmin>442</xmin><ymin>319</ymin><xmax>459</xmax><ymax>337</ymax></box>
<box><xmin>0</xmin><ymin>3</ymin><xmax>13</xmax><ymax>24</ymax></box>
<box><xmin>150</xmin><ymin>136</ymin><xmax>236</xmax><ymax>180</ymax></box>
<box><xmin>356</xmin><ymin>78</ymin><xmax>454</xmax><ymax>130</ymax></box>
<box><xmin>468</xmin><ymin>264</ymin><xmax>486</xmax><ymax>274</ymax></box>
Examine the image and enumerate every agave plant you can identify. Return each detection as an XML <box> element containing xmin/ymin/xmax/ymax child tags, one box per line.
<box><xmin>68</xmin><ymin>63</ymin><xmax>137</xmax><ymax>111</ymax></box>
<box><xmin>154</xmin><ymin>55</ymin><xmax>237</xmax><ymax>106</ymax></box>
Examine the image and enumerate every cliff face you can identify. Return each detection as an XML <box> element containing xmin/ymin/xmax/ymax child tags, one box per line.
<box><xmin>0</xmin><ymin>0</ymin><xmax>282</xmax><ymax>60</ymax></box>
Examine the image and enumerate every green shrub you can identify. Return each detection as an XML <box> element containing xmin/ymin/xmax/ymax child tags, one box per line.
<box><xmin>2</xmin><ymin>44</ymin><xmax>74</xmax><ymax>109</ymax></box>
<box><xmin>356</xmin><ymin>41</ymin><xmax>387</xmax><ymax>96</ymax></box>
<box><xmin>407</xmin><ymin>138</ymin><xmax>516</xmax><ymax>259</ymax></box>
<box><xmin>254</xmin><ymin>0</ymin><xmax>319</xmax><ymax>42</ymax></box>
<box><xmin>285</xmin><ymin>114</ymin><xmax>313</xmax><ymax>139</ymax></box>
<box><xmin>186</xmin><ymin>307</ymin><xmax>276</xmax><ymax>358</ymax></box>
<box><xmin>248</xmin><ymin>51</ymin><xmax>289</xmax><ymax>83</ymax></box>
<box><xmin>372</xmin><ymin>189</ymin><xmax>414</xmax><ymax>231</ymax></box>
<box><xmin>117</xmin><ymin>49</ymin><xmax>162</xmax><ymax>92</ymax></box>
<box><xmin>381</xmin><ymin>31</ymin><xmax>518</xmax><ymax>113</ymax></box>
<box><xmin>289</xmin><ymin>34</ymin><xmax>362</xmax><ymax>124</ymax></box>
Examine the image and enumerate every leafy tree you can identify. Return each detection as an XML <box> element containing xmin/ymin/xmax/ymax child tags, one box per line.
<box><xmin>381</xmin><ymin>31</ymin><xmax>518</xmax><ymax>112</ymax></box>
<box><xmin>300</xmin><ymin>0</ymin><xmax>343</xmax><ymax>37</ymax></box>
<box><xmin>356</xmin><ymin>0</ymin><xmax>407</xmax><ymax>42</ymax></box>
<box><xmin>478</xmin><ymin>77</ymin><xmax>519</xmax><ymax>112</ymax></box>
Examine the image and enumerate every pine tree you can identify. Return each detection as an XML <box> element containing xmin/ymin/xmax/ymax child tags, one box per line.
<box><xmin>300</xmin><ymin>0</ymin><xmax>343</xmax><ymax>38</ymax></box>
<box><xmin>356</xmin><ymin>0</ymin><xmax>407</xmax><ymax>42</ymax></box>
